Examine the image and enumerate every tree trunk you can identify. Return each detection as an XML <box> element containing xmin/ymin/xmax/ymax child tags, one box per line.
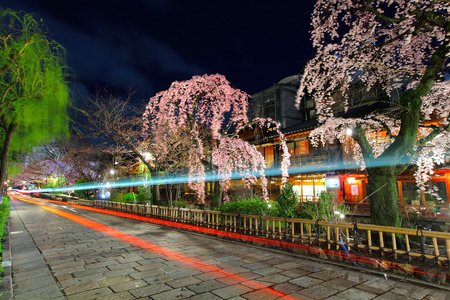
<box><xmin>0</xmin><ymin>120</ymin><xmax>20</xmax><ymax>202</ymax></box>
<box><xmin>211</xmin><ymin>182</ymin><xmax>223</xmax><ymax>208</ymax></box>
<box><xmin>166</xmin><ymin>183</ymin><xmax>173</xmax><ymax>207</ymax></box>
<box><xmin>175</xmin><ymin>183</ymin><xmax>181</xmax><ymax>206</ymax></box>
<box><xmin>154</xmin><ymin>184</ymin><xmax>161</xmax><ymax>205</ymax></box>
<box><xmin>366</xmin><ymin>167</ymin><xmax>402</xmax><ymax>228</ymax></box>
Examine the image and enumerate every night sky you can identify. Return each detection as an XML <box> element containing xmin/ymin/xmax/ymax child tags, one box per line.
<box><xmin>1</xmin><ymin>0</ymin><xmax>316</xmax><ymax>103</ymax></box>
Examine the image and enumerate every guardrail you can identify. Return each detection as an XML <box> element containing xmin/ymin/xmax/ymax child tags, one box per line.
<box><xmin>67</xmin><ymin>199</ymin><xmax>450</xmax><ymax>283</ymax></box>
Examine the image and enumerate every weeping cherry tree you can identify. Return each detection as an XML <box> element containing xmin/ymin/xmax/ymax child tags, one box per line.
<box><xmin>143</xmin><ymin>74</ymin><xmax>290</xmax><ymax>206</ymax></box>
<box><xmin>297</xmin><ymin>0</ymin><xmax>450</xmax><ymax>227</ymax></box>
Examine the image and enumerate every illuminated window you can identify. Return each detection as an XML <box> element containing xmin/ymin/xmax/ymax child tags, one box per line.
<box><xmin>265</xmin><ymin>146</ymin><xmax>274</xmax><ymax>168</ymax></box>
<box><xmin>295</xmin><ymin>140</ymin><xmax>309</xmax><ymax>155</ymax></box>
<box><xmin>287</xmin><ymin>142</ymin><xmax>295</xmax><ymax>156</ymax></box>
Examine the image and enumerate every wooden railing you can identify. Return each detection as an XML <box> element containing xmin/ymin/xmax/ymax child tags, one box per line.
<box><xmin>344</xmin><ymin>202</ymin><xmax>450</xmax><ymax>221</ymax></box>
<box><xmin>290</xmin><ymin>154</ymin><xmax>327</xmax><ymax>167</ymax></box>
<box><xmin>67</xmin><ymin>199</ymin><xmax>450</xmax><ymax>272</ymax></box>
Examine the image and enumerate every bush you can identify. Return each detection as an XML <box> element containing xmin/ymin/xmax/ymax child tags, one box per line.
<box><xmin>273</xmin><ymin>182</ymin><xmax>298</xmax><ymax>218</ymax></box>
<box><xmin>295</xmin><ymin>201</ymin><xmax>315</xmax><ymax>219</ymax></box>
<box><xmin>135</xmin><ymin>186</ymin><xmax>152</xmax><ymax>204</ymax></box>
<box><xmin>123</xmin><ymin>192</ymin><xmax>136</xmax><ymax>203</ymax></box>
<box><xmin>109</xmin><ymin>190</ymin><xmax>153</xmax><ymax>204</ymax></box>
<box><xmin>74</xmin><ymin>178</ymin><xmax>94</xmax><ymax>199</ymax></box>
<box><xmin>296</xmin><ymin>191</ymin><xmax>348</xmax><ymax>222</ymax></box>
<box><xmin>0</xmin><ymin>196</ymin><xmax>11</xmax><ymax>276</ymax></box>
<box><xmin>176</xmin><ymin>201</ymin><xmax>187</xmax><ymax>208</ymax></box>
<box><xmin>110</xmin><ymin>192</ymin><xmax>123</xmax><ymax>202</ymax></box>
<box><xmin>216</xmin><ymin>196</ymin><xmax>273</xmax><ymax>215</ymax></box>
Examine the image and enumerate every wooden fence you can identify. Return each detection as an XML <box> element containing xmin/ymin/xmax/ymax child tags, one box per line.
<box><xmin>67</xmin><ymin>199</ymin><xmax>450</xmax><ymax>272</ymax></box>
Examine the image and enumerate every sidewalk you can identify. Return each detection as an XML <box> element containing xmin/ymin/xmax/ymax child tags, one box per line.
<box><xmin>3</xmin><ymin>196</ymin><xmax>450</xmax><ymax>300</ymax></box>
<box><xmin>6</xmin><ymin>198</ymin><xmax>64</xmax><ymax>299</ymax></box>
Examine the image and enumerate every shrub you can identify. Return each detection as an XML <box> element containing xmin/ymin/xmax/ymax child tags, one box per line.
<box><xmin>295</xmin><ymin>201</ymin><xmax>315</xmax><ymax>219</ymax></box>
<box><xmin>110</xmin><ymin>191</ymin><xmax>123</xmax><ymax>202</ymax></box>
<box><xmin>135</xmin><ymin>186</ymin><xmax>152</xmax><ymax>204</ymax></box>
<box><xmin>176</xmin><ymin>201</ymin><xmax>187</xmax><ymax>208</ymax></box>
<box><xmin>296</xmin><ymin>191</ymin><xmax>348</xmax><ymax>222</ymax></box>
<box><xmin>273</xmin><ymin>182</ymin><xmax>298</xmax><ymax>218</ymax></box>
<box><xmin>0</xmin><ymin>196</ymin><xmax>11</xmax><ymax>276</ymax></box>
<box><xmin>74</xmin><ymin>178</ymin><xmax>94</xmax><ymax>199</ymax></box>
<box><xmin>123</xmin><ymin>192</ymin><xmax>136</xmax><ymax>203</ymax></box>
<box><xmin>216</xmin><ymin>196</ymin><xmax>273</xmax><ymax>216</ymax></box>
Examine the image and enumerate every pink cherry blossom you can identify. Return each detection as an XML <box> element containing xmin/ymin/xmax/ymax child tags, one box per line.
<box><xmin>298</xmin><ymin>0</ymin><xmax>450</xmax><ymax>196</ymax></box>
<box><xmin>144</xmin><ymin>74</ymin><xmax>290</xmax><ymax>203</ymax></box>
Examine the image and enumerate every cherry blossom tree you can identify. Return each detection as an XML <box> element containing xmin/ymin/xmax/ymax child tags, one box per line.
<box><xmin>144</xmin><ymin>74</ymin><xmax>290</xmax><ymax>205</ymax></box>
<box><xmin>62</xmin><ymin>139</ymin><xmax>109</xmax><ymax>185</ymax></box>
<box><xmin>13</xmin><ymin>139</ymin><xmax>106</xmax><ymax>189</ymax></box>
<box><xmin>13</xmin><ymin>143</ymin><xmax>70</xmax><ymax>188</ymax></box>
<box><xmin>14</xmin><ymin>160</ymin><xmax>46</xmax><ymax>188</ymax></box>
<box><xmin>297</xmin><ymin>0</ymin><xmax>449</xmax><ymax>227</ymax></box>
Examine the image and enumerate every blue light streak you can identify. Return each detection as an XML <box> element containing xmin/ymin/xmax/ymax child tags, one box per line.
<box><xmin>17</xmin><ymin>156</ymin><xmax>402</xmax><ymax>194</ymax></box>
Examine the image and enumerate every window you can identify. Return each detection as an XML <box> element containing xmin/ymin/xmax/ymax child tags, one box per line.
<box><xmin>287</xmin><ymin>142</ymin><xmax>295</xmax><ymax>156</ymax></box>
<box><xmin>295</xmin><ymin>140</ymin><xmax>309</xmax><ymax>155</ymax></box>
<box><xmin>302</xmin><ymin>98</ymin><xmax>317</xmax><ymax>120</ymax></box>
<box><xmin>287</xmin><ymin>140</ymin><xmax>310</xmax><ymax>157</ymax></box>
<box><xmin>265</xmin><ymin>146</ymin><xmax>274</xmax><ymax>168</ymax></box>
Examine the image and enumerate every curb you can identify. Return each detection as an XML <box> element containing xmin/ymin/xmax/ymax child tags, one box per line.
<box><xmin>0</xmin><ymin>219</ymin><xmax>13</xmax><ymax>299</ymax></box>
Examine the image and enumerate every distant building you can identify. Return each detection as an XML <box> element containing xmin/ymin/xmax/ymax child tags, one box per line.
<box><xmin>251</xmin><ymin>74</ymin><xmax>310</xmax><ymax>129</ymax></box>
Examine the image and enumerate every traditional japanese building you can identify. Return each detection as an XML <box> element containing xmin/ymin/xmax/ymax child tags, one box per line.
<box><xmin>245</xmin><ymin>74</ymin><xmax>450</xmax><ymax>216</ymax></box>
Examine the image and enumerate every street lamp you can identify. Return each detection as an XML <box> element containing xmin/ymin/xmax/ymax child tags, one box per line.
<box><xmin>346</xmin><ymin>128</ymin><xmax>353</xmax><ymax>136</ymax></box>
<box><xmin>142</xmin><ymin>152</ymin><xmax>154</xmax><ymax>161</ymax></box>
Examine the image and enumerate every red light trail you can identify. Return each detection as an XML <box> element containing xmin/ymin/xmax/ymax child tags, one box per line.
<box><xmin>11</xmin><ymin>194</ymin><xmax>297</xmax><ymax>300</ymax></box>
<box><xmin>12</xmin><ymin>193</ymin><xmax>450</xmax><ymax>283</ymax></box>
<box><xmin>72</xmin><ymin>204</ymin><xmax>449</xmax><ymax>279</ymax></box>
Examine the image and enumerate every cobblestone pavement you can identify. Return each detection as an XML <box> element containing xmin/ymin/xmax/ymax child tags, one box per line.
<box><xmin>6</xmin><ymin>195</ymin><xmax>450</xmax><ymax>299</ymax></box>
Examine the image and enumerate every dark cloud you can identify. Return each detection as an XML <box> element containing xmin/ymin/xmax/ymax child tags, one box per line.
<box><xmin>55</xmin><ymin>19</ymin><xmax>204</xmax><ymax>100</ymax></box>
<box><xmin>1</xmin><ymin>0</ymin><xmax>315</xmax><ymax>101</ymax></box>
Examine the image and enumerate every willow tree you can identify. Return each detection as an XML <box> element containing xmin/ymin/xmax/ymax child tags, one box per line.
<box><xmin>298</xmin><ymin>0</ymin><xmax>449</xmax><ymax>227</ymax></box>
<box><xmin>0</xmin><ymin>8</ymin><xmax>70</xmax><ymax>195</ymax></box>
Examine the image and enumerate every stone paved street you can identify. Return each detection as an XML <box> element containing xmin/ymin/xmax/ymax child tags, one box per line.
<box><xmin>4</xmin><ymin>194</ymin><xmax>450</xmax><ymax>299</ymax></box>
